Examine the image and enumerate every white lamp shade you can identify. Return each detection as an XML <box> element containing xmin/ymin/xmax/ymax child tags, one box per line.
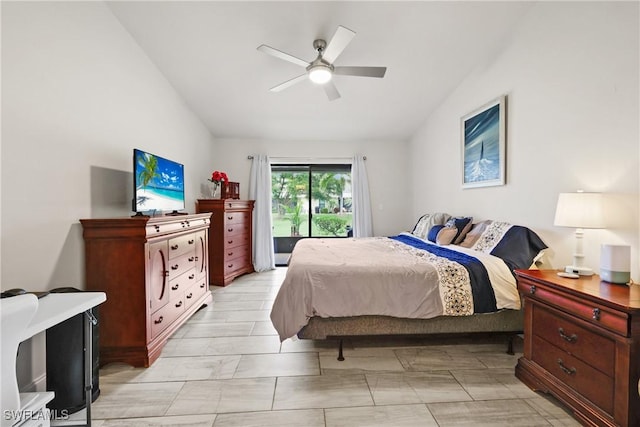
<box><xmin>554</xmin><ymin>192</ymin><xmax>605</xmax><ymax>229</ymax></box>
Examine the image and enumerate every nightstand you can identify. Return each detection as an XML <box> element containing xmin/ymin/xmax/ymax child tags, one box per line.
<box><xmin>515</xmin><ymin>270</ymin><xmax>640</xmax><ymax>427</ymax></box>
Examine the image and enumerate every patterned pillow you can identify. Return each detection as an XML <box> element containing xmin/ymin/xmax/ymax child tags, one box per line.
<box><xmin>411</xmin><ymin>214</ymin><xmax>432</xmax><ymax>239</ymax></box>
<box><xmin>458</xmin><ymin>220</ymin><xmax>493</xmax><ymax>248</ymax></box>
<box><xmin>411</xmin><ymin>213</ymin><xmax>451</xmax><ymax>240</ymax></box>
<box><xmin>444</xmin><ymin>217</ymin><xmax>473</xmax><ymax>244</ymax></box>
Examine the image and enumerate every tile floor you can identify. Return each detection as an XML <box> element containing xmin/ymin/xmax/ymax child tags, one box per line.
<box><xmin>79</xmin><ymin>268</ymin><xmax>580</xmax><ymax>426</ymax></box>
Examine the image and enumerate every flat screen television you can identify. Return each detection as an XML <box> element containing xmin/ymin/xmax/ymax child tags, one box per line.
<box><xmin>133</xmin><ymin>148</ymin><xmax>185</xmax><ymax>215</ymax></box>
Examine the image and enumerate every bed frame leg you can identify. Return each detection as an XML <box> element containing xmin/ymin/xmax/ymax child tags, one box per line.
<box><xmin>506</xmin><ymin>335</ymin><xmax>515</xmax><ymax>355</ymax></box>
<box><xmin>337</xmin><ymin>339</ymin><xmax>344</xmax><ymax>361</ymax></box>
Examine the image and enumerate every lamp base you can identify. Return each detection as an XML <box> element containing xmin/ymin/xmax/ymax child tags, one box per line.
<box><xmin>564</xmin><ymin>265</ymin><xmax>594</xmax><ymax>276</ymax></box>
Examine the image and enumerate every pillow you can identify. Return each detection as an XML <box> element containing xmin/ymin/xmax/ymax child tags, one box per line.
<box><xmin>436</xmin><ymin>227</ymin><xmax>458</xmax><ymax>245</ymax></box>
<box><xmin>458</xmin><ymin>220</ymin><xmax>493</xmax><ymax>248</ymax></box>
<box><xmin>427</xmin><ymin>225</ymin><xmax>458</xmax><ymax>245</ymax></box>
<box><xmin>411</xmin><ymin>214</ymin><xmax>432</xmax><ymax>239</ymax></box>
<box><xmin>427</xmin><ymin>225</ymin><xmax>444</xmax><ymax>243</ymax></box>
<box><xmin>490</xmin><ymin>225</ymin><xmax>548</xmax><ymax>272</ymax></box>
<box><xmin>444</xmin><ymin>217</ymin><xmax>473</xmax><ymax>244</ymax></box>
<box><xmin>467</xmin><ymin>221</ymin><xmax>548</xmax><ymax>272</ymax></box>
<box><xmin>411</xmin><ymin>212</ymin><xmax>451</xmax><ymax>240</ymax></box>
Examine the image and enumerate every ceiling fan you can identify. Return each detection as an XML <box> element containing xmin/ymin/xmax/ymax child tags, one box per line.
<box><xmin>257</xmin><ymin>25</ymin><xmax>387</xmax><ymax>101</ymax></box>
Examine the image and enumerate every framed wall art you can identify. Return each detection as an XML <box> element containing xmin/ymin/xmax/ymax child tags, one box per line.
<box><xmin>461</xmin><ymin>95</ymin><xmax>506</xmax><ymax>188</ymax></box>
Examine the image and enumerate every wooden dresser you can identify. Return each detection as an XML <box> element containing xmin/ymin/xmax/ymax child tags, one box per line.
<box><xmin>80</xmin><ymin>213</ymin><xmax>212</xmax><ymax>367</ymax></box>
<box><xmin>196</xmin><ymin>199</ymin><xmax>255</xmax><ymax>286</ymax></box>
<box><xmin>515</xmin><ymin>269</ymin><xmax>640</xmax><ymax>426</ymax></box>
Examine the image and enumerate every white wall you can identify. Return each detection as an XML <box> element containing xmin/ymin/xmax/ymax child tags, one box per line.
<box><xmin>1</xmin><ymin>1</ymin><xmax>216</xmax><ymax>293</ymax></box>
<box><xmin>409</xmin><ymin>2</ymin><xmax>639</xmax><ymax>278</ymax></box>
<box><xmin>214</xmin><ymin>138</ymin><xmax>411</xmax><ymax>237</ymax></box>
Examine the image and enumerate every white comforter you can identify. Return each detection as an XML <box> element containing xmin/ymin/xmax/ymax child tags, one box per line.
<box><xmin>270</xmin><ymin>234</ymin><xmax>519</xmax><ymax>341</ymax></box>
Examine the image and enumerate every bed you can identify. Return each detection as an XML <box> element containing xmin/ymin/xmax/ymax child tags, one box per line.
<box><xmin>270</xmin><ymin>215</ymin><xmax>548</xmax><ymax>358</ymax></box>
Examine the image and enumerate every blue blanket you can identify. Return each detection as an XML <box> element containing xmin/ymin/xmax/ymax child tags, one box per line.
<box><xmin>389</xmin><ymin>234</ymin><xmax>498</xmax><ymax>313</ymax></box>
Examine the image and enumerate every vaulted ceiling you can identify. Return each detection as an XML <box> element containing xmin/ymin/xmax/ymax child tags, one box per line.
<box><xmin>107</xmin><ymin>1</ymin><xmax>534</xmax><ymax>142</ymax></box>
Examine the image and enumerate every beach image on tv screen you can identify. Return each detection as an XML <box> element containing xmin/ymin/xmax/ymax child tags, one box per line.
<box><xmin>135</xmin><ymin>150</ymin><xmax>184</xmax><ymax>212</ymax></box>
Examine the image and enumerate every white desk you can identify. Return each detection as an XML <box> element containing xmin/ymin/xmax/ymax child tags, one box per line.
<box><xmin>21</xmin><ymin>293</ymin><xmax>105</xmax><ymax>341</ymax></box>
<box><xmin>1</xmin><ymin>292</ymin><xmax>105</xmax><ymax>427</ymax></box>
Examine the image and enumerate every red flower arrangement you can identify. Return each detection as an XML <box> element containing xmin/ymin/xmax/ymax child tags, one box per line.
<box><xmin>208</xmin><ymin>170</ymin><xmax>229</xmax><ymax>198</ymax></box>
<box><xmin>209</xmin><ymin>170</ymin><xmax>229</xmax><ymax>184</ymax></box>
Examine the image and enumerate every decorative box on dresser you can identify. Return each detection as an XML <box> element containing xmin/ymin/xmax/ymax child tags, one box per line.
<box><xmin>515</xmin><ymin>269</ymin><xmax>640</xmax><ymax>427</ymax></box>
<box><xmin>80</xmin><ymin>213</ymin><xmax>213</xmax><ymax>368</ymax></box>
<box><xmin>196</xmin><ymin>199</ymin><xmax>255</xmax><ymax>286</ymax></box>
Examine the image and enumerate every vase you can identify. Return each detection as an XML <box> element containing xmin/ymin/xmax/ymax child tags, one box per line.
<box><xmin>209</xmin><ymin>182</ymin><xmax>221</xmax><ymax>199</ymax></box>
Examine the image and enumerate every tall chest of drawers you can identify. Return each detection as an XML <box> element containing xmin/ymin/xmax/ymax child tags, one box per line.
<box><xmin>515</xmin><ymin>270</ymin><xmax>640</xmax><ymax>427</ymax></box>
<box><xmin>196</xmin><ymin>199</ymin><xmax>255</xmax><ymax>286</ymax></box>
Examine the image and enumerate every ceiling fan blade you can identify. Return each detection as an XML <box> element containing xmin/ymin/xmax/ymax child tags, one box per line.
<box><xmin>257</xmin><ymin>45</ymin><xmax>309</xmax><ymax>68</ymax></box>
<box><xmin>322</xmin><ymin>26</ymin><xmax>356</xmax><ymax>64</ymax></box>
<box><xmin>323</xmin><ymin>81</ymin><xmax>341</xmax><ymax>101</ymax></box>
<box><xmin>269</xmin><ymin>74</ymin><xmax>308</xmax><ymax>92</ymax></box>
<box><xmin>333</xmin><ymin>66</ymin><xmax>387</xmax><ymax>78</ymax></box>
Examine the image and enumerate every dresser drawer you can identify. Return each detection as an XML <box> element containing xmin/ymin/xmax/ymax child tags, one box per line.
<box><xmin>532</xmin><ymin>304</ymin><xmax>615</xmax><ymax>376</ymax></box>
<box><xmin>518</xmin><ymin>278</ymin><xmax>629</xmax><ymax>336</ymax></box>
<box><xmin>183</xmin><ymin>279</ymin><xmax>207</xmax><ymax>310</ymax></box>
<box><xmin>168</xmin><ymin>233</ymin><xmax>197</xmax><ymax>259</ymax></box>
<box><xmin>169</xmin><ymin>268</ymin><xmax>197</xmax><ymax>299</ymax></box>
<box><xmin>224</xmin><ymin>211</ymin><xmax>250</xmax><ymax>225</ymax></box>
<box><xmin>150</xmin><ymin>299</ymin><xmax>180</xmax><ymax>339</ymax></box>
<box><xmin>167</xmin><ymin>251</ymin><xmax>197</xmax><ymax>279</ymax></box>
<box><xmin>223</xmin><ymin>222</ymin><xmax>251</xmax><ymax>238</ymax></box>
<box><xmin>223</xmin><ymin>233</ymin><xmax>250</xmax><ymax>249</ymax></box>
<box><xmin>223</xmin><ymin>244</ymin><xmax>250</xmax><ymax>262</ymax></box>
<box><xmin>224</xmin><ymin>251</ymin><xmax>251</xmax><ymax>275</ymax></box>
<box><xmin>531</xmin><ymin>334</ymin><xmax>614</xmax><ymax>414</ymax></box>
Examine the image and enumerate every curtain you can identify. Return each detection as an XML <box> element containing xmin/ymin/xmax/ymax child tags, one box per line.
<box><xmin>249</xmin><ymin>155</ymin><xmax>275</xmax><ymax>272</ymax></box>
<box><xmin>351</xmin><ymin>154</ymin><xmax>373</xmax><ymax>237</ymax></box>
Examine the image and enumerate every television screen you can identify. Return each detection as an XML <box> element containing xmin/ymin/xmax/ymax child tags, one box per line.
<box><xmin>133</xmin><ymin>149</ymin><xmax>185</xmax><ymax>214</ymax></box>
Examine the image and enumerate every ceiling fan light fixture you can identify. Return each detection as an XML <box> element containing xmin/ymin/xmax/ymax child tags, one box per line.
<box><xmin>308</xmin><ymin>65</ymin><xmax>332</xmax><ymax>85</ymax></box>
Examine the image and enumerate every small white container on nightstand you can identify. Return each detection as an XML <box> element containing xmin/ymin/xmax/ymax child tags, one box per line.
<box><xmin>600</xmin><ymin>244</ymin><xmax>631</xmax><ymax>284</ymax></box>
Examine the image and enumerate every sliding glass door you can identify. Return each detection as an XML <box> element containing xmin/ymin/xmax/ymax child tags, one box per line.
<box><xmin>271</xmin><ymin>164</ymin><xmax>352</xmax><ymax>257</ymax></box>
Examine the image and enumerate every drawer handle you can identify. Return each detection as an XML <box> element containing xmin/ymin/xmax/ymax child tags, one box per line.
<box><xmin>188</xmin><ymin>256</ymin><xmax>195</xmax><ymax>262</ymax></box>
<box><xmin>186</xmin><ymin>292</ymin><xmax>193</xmax><ymax>299</ymax></box>
<box><xmin>194</xmin><ymin>256</ymin><xmax>199</xmax><ymax>262</ymax></box>
<box><xmin>227</xmin><ymin>216</ymin><xmax>233</xmax><ymax>220</ymax></box>
<box><xmin>200</xmin><ymin>283</ymin><xmax>206</xmax><ymax>288</ymax></box>
<box><xmin>175</xmin><ymin>301</ymin><xmax>183</xmax><ymax>308</ymax></box>
<box><xmin>154</xmin><ymin>225</ymin><xmax>160</xmax><ymax>232</ymax></box>
<box><xmin>227</xmin><ymin>228</ymin><xmax>234</xmax><ymax>232</ymax></box>
<box><xmin>227</xmin><ymin>263</ymin><xmax>233</xmax><ymax>268</ymax></box>
<box><xmin>227</xmin><ymin>240</ymin><xmax>233</xmax><ymax>244</ymax></box>
<box><xmin>154</xmin><ymin>316</ymin><xmax>163</xmax><ymax>325</ymax></box>
<box><xmin>172</xmin><ymin>284</ymin><xmax>179</xmax><ymax>291</ymax></box>
<box><xmin>171</xmin><ymin>264</ymin><xmax>179</xmax><ymax>270</ymax></box>
<box><xmin>592</xmin><ymin>308</ymin><xmax>601</xmax><ymax>321</ymax></box>
<box><xmin>188</xmin><ymin>239</ymin><xmax>195</xmax><ymax>245</ymax></box>
<box><xmin>227</xmin><ymin>252</ymin><xmax>233</xmax><ymax>256</ymax></box>
<box><xmin>558</xmin><ymin>328</ymin><xmax>577</xmax><ymax>343</ymax></box>
<box><xmin>163</xmin><ymin>270</ymin><xmax>169</xmax><ymax>277</ymax></box>
<box><xmin>557</xmin><ymin>359</ymin><xmax>576</xmax><ymax>376</ymax></box>
<box><xmin>529</xmin><ymin>285</ymin><xmax>536</xmax><ymax>294</ymax></box>
<box><xmin>189</xmin><ymin>274</ymin><xmax>195</xmax><ymax>280</ymax></box>
<box><xmin>171</xmin><ymin>244</ymin><xmax>179</xmax><ymax>250</ymax></box>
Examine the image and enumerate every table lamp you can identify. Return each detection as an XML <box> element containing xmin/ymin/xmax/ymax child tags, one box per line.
<box><xmin>553</xmin><ymin>191</ymin><xmax>605</xmax><ymax>276</ymax></box>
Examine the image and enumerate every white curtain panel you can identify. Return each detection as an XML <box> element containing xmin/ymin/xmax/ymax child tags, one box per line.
<box><xmin>351</xmin><ymin>154</ymin><xmax>373</xmax><ymax>237</ymax></box>
<box><xmin>249</xmin><ymin>155</ymin><xmax>276</xmax><ymax>272</ymax></box>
